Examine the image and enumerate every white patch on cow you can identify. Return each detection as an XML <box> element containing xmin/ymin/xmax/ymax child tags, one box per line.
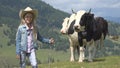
<box><xmin>60</xmin><ymin>17</ymin><xmax>69</xmax><ymax>34</ymax></box>
<box><xmin>78</xmin><ymin>47</ymin><xmax>85</xmax><ymax>62</ymax></box>
<box><xmin>69</xmin><ymin>32</ymin><xmax>78</xmax><ymax>44</ymax></box>
<box><xmin>67</xmin><ymin>13</ymin><xmax>76</xmax><ymax>29</ymax></box>
<box><xmin>74</xmin><ymin>10</ymin><xmax>86</xmax><ymax>32</ymax></box>
<box><xmin>61</xmin><ymin>13</ymin><xmax>77</xmax><ymax>34</ymax></box>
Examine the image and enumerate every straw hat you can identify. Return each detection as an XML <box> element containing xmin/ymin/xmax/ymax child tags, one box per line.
<box><xmin>19</xmin><ymin>7</ymin><xmax>38</xmax><ymax>19</ymax></box>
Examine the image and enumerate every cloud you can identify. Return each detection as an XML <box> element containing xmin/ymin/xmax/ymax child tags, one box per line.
<box><xmin>110</xmin><ymin>2</ymin><xmax>120</xmax><ymax>8</ymax></box>
<box><xmin>42</xmin><ymin>0</ymin><xmax>120</xmax><ymax>17</ymax></box>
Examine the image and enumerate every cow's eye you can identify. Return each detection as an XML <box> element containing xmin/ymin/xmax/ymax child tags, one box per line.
<box><xmin>80</xmin><ymin>21</ymin><xmax>84</xmax><ymax>26</ymax></box>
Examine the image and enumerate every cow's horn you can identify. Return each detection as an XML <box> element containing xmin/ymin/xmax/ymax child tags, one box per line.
<box><xmin>71</xmin><ymin>9</ymin><xmax>76</xmax><ymax>14</ymax></box>
<box><xmin>88</xmin><ymin>8</ymin><xmax>91</xmax><ymax>13</ymax></box>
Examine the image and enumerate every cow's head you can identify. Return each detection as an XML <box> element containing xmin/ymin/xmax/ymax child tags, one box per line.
<box><xmin>73</xmin><ymin>10</ymin><xmax>86</xmax><ymax>32</ymax></box>
<box><xmin>74</xmin><ymin>9</ymin><xmax>94</xmax><ymax>32</ymax></box>
<box><xmin>60</xmin><ymin>17</ymin><xmax>69</xmax><ymax>34</ymax></box>
<box><xmin>60</xmin><ymin>13</ymin><xmax>76</xmax><ymax>34</ymax></box>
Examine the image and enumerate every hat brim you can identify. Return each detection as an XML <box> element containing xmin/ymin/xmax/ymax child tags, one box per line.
<box><xmin>19</xmin><ymin>9</ymin><xmax>38</xmax><ymax>19</ymax></box>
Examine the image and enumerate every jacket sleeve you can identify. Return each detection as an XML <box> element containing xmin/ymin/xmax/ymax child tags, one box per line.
<box><xmin>37</xmin><ymin>31</ymin><xmax>50</xmax><ymax>44</ymax></box>
<box><xmin>16</xmin><ymin>27</ymin><xmax>21</xmax><ymax>55</ymax></box>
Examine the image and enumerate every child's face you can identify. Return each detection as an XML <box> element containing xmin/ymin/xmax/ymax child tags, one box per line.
<box><xmin>24</xmin><ymin>13</ymin><xmax>33</xmax><ymax>24</ymax></box>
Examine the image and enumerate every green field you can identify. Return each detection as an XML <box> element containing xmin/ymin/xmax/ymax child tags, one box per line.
<box><xmin>39</xmin><ymin>56</ymin><xmax>120</xmax><ymax>68</ymax></box>
<box><xmin>0</xmin><ymin>45</ymin><xmax>120</xmax><ymax>68</ymax></box>
<box><xmin>0</xmin><ymin>45</ymin><xmax>71</xmax><ymax>68</ymax></box>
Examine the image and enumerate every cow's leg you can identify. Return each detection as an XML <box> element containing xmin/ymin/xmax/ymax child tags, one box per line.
<box><xmin>88</xmin><ymin>40</ymin><xmax>95</xmax><ymax>62</ymax></box>
<box><xmin>76</xmin><ymin>45</ymin><xmax>80</xmax><ymax>56</ymax></box>
<box><xmin>69</xmin><ymin>38</ymin><xmax>75</xmax><ymax>62</ymax></box>
<box><xmin>78</xmin><ymin>46</ymin><xmax>85</xmax><ymax>62</ymax></box>
<box><xmin>70</xmin><ymin>46</ymin><xmax>75</xmax><ymax>62</ymax></box>
<box><xmin>82</xmin><ymin>46</ymin><xmax>85</xmax><ymax>61</ymax></box>
<box><xmin>92</xmin><ymin>42</ymin><xmax>97</xmax><ymax>60</ymax></box>
<box><xmin>100</xmin><ymin>33</ymin><xmax>104</xmax><ymax>49</ymax></box>
<box><xmin>88</xmin><ymin>45</ymin><xmax>93</xmax><ymax>62</ymax></box>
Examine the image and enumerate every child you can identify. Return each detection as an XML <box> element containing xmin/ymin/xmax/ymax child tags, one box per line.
<box><xmin>16</xmin><ymin>7</ymin><xmax>54</xmax><ymax>68</ymax></box>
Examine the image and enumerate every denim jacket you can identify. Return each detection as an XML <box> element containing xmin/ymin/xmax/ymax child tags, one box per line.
<box><xmin>16</xmin><ymin>25</ymin><xmax>50</xmax><ymax>55</ymax></box>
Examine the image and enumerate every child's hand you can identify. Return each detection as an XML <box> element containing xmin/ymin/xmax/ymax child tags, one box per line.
<box><xmin>49</xmin><ymin>38</ymin><xmax>55</xmax><ymax>44</ymax></box>
<box><xmin>16</xmin><ymin>55</ymin><xmax>20</xmax><ymax>59</ymax></box>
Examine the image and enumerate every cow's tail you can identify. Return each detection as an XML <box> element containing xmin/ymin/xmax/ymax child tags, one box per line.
<box><xmin>99</xmin><ymin>19</ymin><xmax>109</xmax><ymax>49</ymax></box>
<box><xmin>103</xmin><ymin>20</ymin><xmax>119</xmax><ymax>42</ymax></box>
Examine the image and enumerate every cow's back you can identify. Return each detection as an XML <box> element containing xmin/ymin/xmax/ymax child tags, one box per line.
<box><xmin>95</xmin><ymin>17</ymin><xmax>108</xmax><ymax>39</ymax></box>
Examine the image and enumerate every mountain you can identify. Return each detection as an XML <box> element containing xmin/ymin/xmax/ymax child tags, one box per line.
<box><xmin>0</xmin><ymin>0</ymin><xmax>69</xmax><ymax>27</ymax></box>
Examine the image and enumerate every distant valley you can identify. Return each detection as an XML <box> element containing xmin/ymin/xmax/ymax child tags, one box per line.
<box><xmin>105</xmin><ymin>16</ymin><xmax>120</xmax><ymax>24</ymax></box>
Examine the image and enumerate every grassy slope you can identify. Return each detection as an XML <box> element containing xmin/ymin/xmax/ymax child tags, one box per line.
<box><xmin>38</xmin><ymin>56</ymin><xmax>120</xmax><ymax>68</ymax></box>
<box><xmin>0</xmin><ymin>45</ymin><xmax>120</xmax><ymax>68</ymax></box>
<box><xmin>0</xmin><ymin>45</ymin><xmax>71</xmax><ymax>67</ymax></box>
<box><xmin>0</xmin><ymin>24</ymin><xmax>10</xmax><ymax>46</ymax></box>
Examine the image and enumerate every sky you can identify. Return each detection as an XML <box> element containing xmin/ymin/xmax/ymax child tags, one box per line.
<box><xmin>42</xmin><ymin>0</ymin><xmax>120</xmax><ymax>17</ymax></box>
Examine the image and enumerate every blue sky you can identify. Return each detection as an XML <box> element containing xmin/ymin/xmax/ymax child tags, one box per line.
<box><xmin>42</xmin><ymin>0</ymin><xmax>120</xmax><ymax>17</ymax></box>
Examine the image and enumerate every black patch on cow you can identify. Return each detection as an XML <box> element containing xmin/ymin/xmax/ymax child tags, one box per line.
<box><xmin>78</xmin><ymin>31</ymin><xmax>92</xmax><ymax>43</ymax></box>
<box><xmin>68</xmin><ymin>20</ymin><xmax>75</xmax><ymax>34</ymax></box>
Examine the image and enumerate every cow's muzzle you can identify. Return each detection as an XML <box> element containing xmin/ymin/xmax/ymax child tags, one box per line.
<box><xmin>60</xmin><ymin>30</ymin><xmax>66</xmax><ymax>34</ymax></box>
<box><xmin>73</xmin><ymin>25</ymin><xmax>80</xmax><ymax>32</ymax></box>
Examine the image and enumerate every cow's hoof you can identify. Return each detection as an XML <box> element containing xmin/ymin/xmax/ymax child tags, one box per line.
<box><xmin>70</xmin><ymin>60</ymin><xmax>75</xmax><ymax>62</ymax></box>
<box><xmin>88</xmin><ymin>59</ymin><xmax>93</xmax><ymax>62</ymax></box>
<box><xmin>78</xmin><ymin>60</ymin><xmax>83</xmax><ymax>63</ymax></box>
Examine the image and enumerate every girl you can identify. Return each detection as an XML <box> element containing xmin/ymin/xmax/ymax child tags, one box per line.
<box><xmin>16</xmin><ymin>7</ymin><xmax>54</xmax><ymax>68</ymax></box>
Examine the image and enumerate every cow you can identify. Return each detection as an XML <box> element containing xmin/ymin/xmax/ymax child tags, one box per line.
<box><xmin>60</xmin><ymin>13</ymin><xmax>85</xmax><ymax>62</ymax></box>
<box><xmin>73</xmin><ymin>9</ymin><xmax>109</xmax><ymax>62</ymax></box>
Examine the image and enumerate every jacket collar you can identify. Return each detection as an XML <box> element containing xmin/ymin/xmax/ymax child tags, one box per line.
<box><xmin>23</xmin><ymin>24</ymin><xmax>33</xmax><ymax>30</ymax></box>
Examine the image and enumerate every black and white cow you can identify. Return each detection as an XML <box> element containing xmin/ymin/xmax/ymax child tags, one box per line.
<box><xmin>60</xmin><ymin>13</ymin><xmax>85</xmax><ymax>62</ymax></box>
<box><xmin>73</xmin><ymin>10</ymin><xmax>108</xmax><ymax>62</ymax></box>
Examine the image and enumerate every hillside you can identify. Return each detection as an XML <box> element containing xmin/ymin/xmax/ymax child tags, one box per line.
<box><xmin>0</xmin><ymin>0</ymin><xmax>69</xmax><ymax>27</ymax></box>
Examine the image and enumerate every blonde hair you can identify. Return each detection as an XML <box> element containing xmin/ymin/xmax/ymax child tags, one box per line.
<box><xmin>19</xmin><ymin>14</ymin><xmax>38</xmax><ymax>40</ymax></box>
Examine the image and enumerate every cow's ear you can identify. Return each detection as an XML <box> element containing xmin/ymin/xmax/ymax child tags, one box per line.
<box><xmin>91</xmin><ymin>14</ymin><xmax>94</xmax><ymax>18</ymax></box>
<box><xmin>91</xmin><ymin>14</ymin><xmax>94</xmax><ymax>17</ymax></box>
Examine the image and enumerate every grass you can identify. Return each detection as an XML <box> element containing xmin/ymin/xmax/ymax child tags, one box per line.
<box><xmin>0</xmin><ymin>45</ymin><xmax>70</xmax><ymax>67</ymax></box>
<box><xmin>0</xmin><ymin>45</ymin><xmax>120</xmax><ymax>68</ymax></box>
<box><xmin>0</xmin><ymin>24</ymin><xmax>10</xmax><ymax>47</ymax></box>
<box><xmin>38</xmin><ymin>56</ymin><xmax>120</xmax><ymax>68</ymax></box>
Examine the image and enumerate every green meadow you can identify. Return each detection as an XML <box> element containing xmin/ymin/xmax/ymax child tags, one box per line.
<box><xmin>0</xmin><ymin>45</ymin><xmax>120</xmax><ymax>68</ymax></box>
<box><xmin>38</xmin><ymin>56</ymin><xmax>120</xmax><ymax>68</ymax></box>
<box><xmin>0</xmin><ymin>45</ymin><xmax>70</xmax><ymax>67</ymax></box>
